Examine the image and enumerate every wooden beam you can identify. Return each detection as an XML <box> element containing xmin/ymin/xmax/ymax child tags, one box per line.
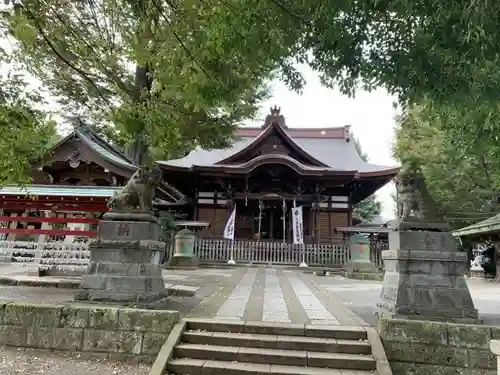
<box><xmin>233</xmin><ymin>192</ymin><xmax>316</xmax><ymax>201</ymax></box>
<box><xmin>0</xmin><ymin>228</ymin><xmax>97</xmax><ymax>236</ymax></box>
<box><xmin>0</xmin><ymin>202</ymin><xmax>109</xmax><ymax>212</ymax></box>
<box><xmin>0</xmin><ymin>216</ymin><xmax>99</xmax><ymax>224</ymax></box>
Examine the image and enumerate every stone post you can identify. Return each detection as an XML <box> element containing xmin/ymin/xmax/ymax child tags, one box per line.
<box><xmin>343</xmin><ymin>234</ymin><xmax>380</xmax><ymax>280</ymax></box>
<box><xmin>490</xmin><ymin>340</ymin><xmax>500</xmax><ymax>374</ymax></box>
<box><xmin>376</xmin><ymin>220</ymin><xmax>480</xmax><ymax>323</ymax></box>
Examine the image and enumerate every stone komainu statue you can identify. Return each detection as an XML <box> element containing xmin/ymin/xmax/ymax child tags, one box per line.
<box><xmin>107</xmin><ymin>166</ymin><xmax>162</xmax><ymax>212</ymax></box>
<box><xmin>395</xmin><ymin>168</ymin><xmax>439</xmax><ymax>221</ymax></box>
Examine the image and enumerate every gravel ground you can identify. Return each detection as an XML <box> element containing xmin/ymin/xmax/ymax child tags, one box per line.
<box><xmin>0</xmin><ymin>347</ymin><xmax>151</xmax><ymax>375</ymax></box>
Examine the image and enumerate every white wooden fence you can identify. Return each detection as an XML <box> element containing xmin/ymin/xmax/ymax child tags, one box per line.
<box><xmin>0</xmin><ymin>240</ymin><xmax>89</xmax><ymax>273</ymax></box>
<box><xmin>166</xmin><ymin>238</ymin><xmax>350</xmax><ymax>267</ymax></box>
<box><xmin>1</xmin><ymin>237</ymin><xmax>351</xmax><ymax>272</ymax></box>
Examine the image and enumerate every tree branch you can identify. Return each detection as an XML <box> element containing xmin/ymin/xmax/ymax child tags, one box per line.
<box><xmin>153</xmin><ymin>0</ymin><xmax>212</xmax><ymax>80</ymax></box>
<box><xmin>23</xmin><ymin>5</ymin><xmax>112</xmax><ymax>106</ymax></box>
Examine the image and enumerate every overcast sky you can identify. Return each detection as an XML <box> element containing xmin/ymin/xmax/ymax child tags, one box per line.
<box><xmin>250</xmin><ymin>65</ymin><xmax>399</xmax><ymax>219</ymax></box>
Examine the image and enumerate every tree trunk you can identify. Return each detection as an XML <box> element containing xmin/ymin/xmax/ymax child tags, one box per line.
<box><xmin>125</xmin><ymin>65</ymin><xmax>154</xmax><ymax>166</ymax></box>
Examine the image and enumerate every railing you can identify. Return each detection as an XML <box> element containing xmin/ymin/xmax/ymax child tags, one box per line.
<box><xmin>0</xmin><ymin>240</ymin><xmax>90</xmax><ymax>273</ymax></box>
<box><xmin>166</xmin><ymin>238</ymin><xmax>350</xmax><ymax>267</ymax></box>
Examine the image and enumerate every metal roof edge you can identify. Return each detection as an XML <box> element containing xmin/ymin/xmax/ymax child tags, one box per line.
<box><xmin>452</xmin><ymin>215</ymin><xmax>500</xmax><ymax>237</ymax></box>
<box><xmin>76</xmin><ymin>128</ymin><xmax>136</xmax><ymax>170</ymax></box>
<box><xmin>76</xmin><ymin>125</ymin><xmax>134</xmax><ymax>164</ymax></box>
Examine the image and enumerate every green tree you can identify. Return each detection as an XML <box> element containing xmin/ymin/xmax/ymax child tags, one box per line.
<box><xmin>0</xmin><ymin>73</ymin><xmax>56</xmax><ymax>184</ymax></box>
<box><xmin>352</xmin><ymin>137</ymin><xmax>382</xmax><ymax>222</ymax></box>
<box><xmin>393</xmin><ymin>102</ymin><xmax>500</xmax><ymax>229</ymax></box>
<box><xmin>3</xmin><ymin>0</ymin><xmax>500</xmax><ymax>169</ymax></box>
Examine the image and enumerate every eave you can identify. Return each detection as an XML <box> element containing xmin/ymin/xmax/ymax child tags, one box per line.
<box><xmin>193</xmin><ymin>154</ymin><xmax>358</xmax><ymax>177</ymax></box>
<box><xmin>452</xmin><ymin>213</ymin><xmax>500</xmax><ymax>238</ymax></box>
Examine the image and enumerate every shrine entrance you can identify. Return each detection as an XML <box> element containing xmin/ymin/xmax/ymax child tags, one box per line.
<box><xmin>259</xmin><ymin>200</ymin><xmax>287</xmax><ymax>241</ymax></box>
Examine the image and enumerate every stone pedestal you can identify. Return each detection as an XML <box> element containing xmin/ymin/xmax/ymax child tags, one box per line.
<box><xmin>376</xmin><ymin>222</ymin><xmax>479</xmax><ymax>323</ymax></box>
<box><xmin>343</xmin><ymin>234</ymin><xmax>380</xmax><ymax>280</ymax></box>
<box><xmin>75</xmin><ymin>219</ymin><xmax>167</xmax><ymax>303</ymax></box>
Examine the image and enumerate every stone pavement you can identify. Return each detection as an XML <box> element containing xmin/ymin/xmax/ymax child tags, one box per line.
<box><xmin>0</xmin><ymin>264</ymin><xmax>236</xmax><ymax>315</ymax></box>
<box><xmin>4</xmin><ymin>263</ymin><xmax>499</xmax><ymax>328</ymax></box>
<box><xmin>188</xmin><ymin>267</ymin><xmax>361</xmax><ymax>326</ymax></box>
<box><xmin>307</xmin><ymin>273</ymin><xmax>500</xmax><ymax>326</ymax></box>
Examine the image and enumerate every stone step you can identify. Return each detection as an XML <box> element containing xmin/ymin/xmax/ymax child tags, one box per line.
<box><xmin>182</xmin><ymin>331</ymin><xmax>371</xmax><ymax>354</ymax></box>
<box><xmin>167</xmin><ymin>358</ymin><xmax>375</xmax><ymax>375</ymax></box>
<box><xmin>174</xmin><ymin>343</ymin><xmax>376</xmax><ymax>370</ymax></box>
<box><xmin>185</xmin><ymin>319</ymin><xmax>367</xmax><ymax>340</ymax></box>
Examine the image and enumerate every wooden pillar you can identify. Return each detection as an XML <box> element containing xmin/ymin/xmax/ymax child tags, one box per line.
<box><xmin>314</xmin><ymin>187</ymin><xmax>320</xmax><ymax>244</ymax></box>
<box><xmin>269</xmin><ymin>210</ymin><xmax>274</xmax><ymax>240</ymax></box>
<box><xmin>492</xmin><ymin>235</ymin><xmax>500</xmax><ymax>282</ymax></box>
<box><xmin>211</xmin><ymin>196</ymin><xmax>217</xmax><ymax>238</ymax></box>
<box><xmin>7</xmin><ymin>212</ymin><xmax>18</xmax><ymax>241</ymax></box>
<box><xmin>328</xmin><ymin>199</ymin><xmax>332</xmax><ymax>242</ymax></box>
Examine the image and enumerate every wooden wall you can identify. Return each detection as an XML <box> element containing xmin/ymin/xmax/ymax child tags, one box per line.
<box><xmin>197</xmin><ymin>206</ymin><xmax>348</xmax><ymax>243</ymax></box>
<box><xmin>197</xmin><ymin>207</ymin><xmax>229</xmax><ymax>238</ymax></box>
<box><xmin>318</xmin><ymin>211</ymin><xmax>348</xmax><ymax>243</ymax></box>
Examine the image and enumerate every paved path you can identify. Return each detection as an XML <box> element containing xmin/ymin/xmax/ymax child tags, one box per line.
<box><xmin>307</xmin><ymin>274</ymin><xmax>500</xmax><ymax>326</ymax></box>
<box><xmin>0</xmin><ymin>265</ymin><xmax>236</xmax><ymax>315</ymax></box>
<box><xmin>188</xmin><ymin>268</ymin><xmax>360</xmax><ymax>326</ymax></box>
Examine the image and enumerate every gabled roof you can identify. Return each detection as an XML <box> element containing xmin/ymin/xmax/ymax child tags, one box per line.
<box><xmin>45</xmin><ymin>122</ymin><xmax>136</xmax><ymax>172</ymax></box>
<box><xmin>37</xmin><ymin>123</ymin><xmax>186</xmax><ymax>202</ymax></box>
<box><xmin>216</xmin><ymin>120</ymin><xmax>329</xmax><ymax>167</ymax></box>
<box><xmin>75</xmin><ymin>125</ymin><xmax>136</xmax><ymax>170</ymax></box>
<box><xmin>159</xmin><ymin>109</ymin><xmax>399</xmax><ymax>178</ymax></box>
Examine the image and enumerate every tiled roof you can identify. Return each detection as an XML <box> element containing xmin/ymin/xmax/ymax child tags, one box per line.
<box><xmin>159</xmin><ymin>125</ymin><xmax>398</xmax><ymax>175</ymax></box>
<box><xmin>75</xmin><ymin>126</ymin><xmax>136</xmax><ymax>170</ymax></box>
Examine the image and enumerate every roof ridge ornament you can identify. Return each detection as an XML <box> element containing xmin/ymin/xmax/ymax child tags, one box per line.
<box><xmin>344</xmin><ymin>125</ymin><xmax>351</xmax><ymax>142</ymax></box>
<box><xmin>262</xmin><ymin>105</ymin><xmax>287</xmax><ymax>129</ymax></box>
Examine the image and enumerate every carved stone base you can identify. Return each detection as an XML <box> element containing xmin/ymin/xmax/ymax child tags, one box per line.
<box><xmin>75</xmin><ymin>220</ymin><xmax>166</xmax><ymax>303</ymax></box>
<box><xmin>386</xmin><ymin>217</ymin><xmax>450</xmax><ymax>232</ymax></box>
<box><xmin>102</xmin><ymin>211</ymin><xmax>157</xmax><ymax>223</ymax></box>
<box><xmin>343</xmin><ymin>260</ymin><xmax>381</xmax><ymax>280</ymax></box>
<box><xmin>376</xmin><ymin>229</ymin><xmax>479</xmax><ymax>323</ymax></box>
<box><xmin>168</xmin><ymin>255</ymin><xmax>200</xmax><ymax>269</ymax></box>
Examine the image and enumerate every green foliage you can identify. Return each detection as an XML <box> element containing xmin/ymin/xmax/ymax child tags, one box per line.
<box><xmin>157</xmin><ymin>211</ymin><xmax>177</xmax><ymax>242</ymax></box>
<box><xmin>352</xmin><ymin>137</ymin><xmax>382</xmax><ymax>222</ymax></box>
<box><xmin>3</xmin><ymin>0</ymin><xmax>500</xmax><ymax>166</ymax></box>
<box><xmin>0</xmin><ymin>73</ymin><xmax>56</xmax><ymax>185</ymax></box>
<box><xmin>393</xmin><ymin>102</ymin><xmax>500</xmax><ymax>229</ymax></box>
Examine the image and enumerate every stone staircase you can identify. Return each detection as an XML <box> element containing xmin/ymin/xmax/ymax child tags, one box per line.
<box><xmin>166</xmin><ymin>319</ymin><xmax>377</xmax><ymax>374</ymax></box>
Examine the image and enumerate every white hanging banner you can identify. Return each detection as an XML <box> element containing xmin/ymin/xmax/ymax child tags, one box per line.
<box><xmin>291</xmin><ymin>206</ymin><xmax>304</xmax><ymax>245</ymax></box>
<box><xmin>223</xmin><ymin>205</ymin><xmax>236</xmax><ymax>240</ymax></box>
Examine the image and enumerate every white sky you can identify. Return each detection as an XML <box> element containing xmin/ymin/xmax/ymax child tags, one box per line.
<box><xmin>250</xmin><ymin>66</ymin><xmax>399</xmax><ymax>219</ymax></box>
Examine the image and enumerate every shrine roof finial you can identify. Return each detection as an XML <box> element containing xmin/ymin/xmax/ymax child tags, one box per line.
<box><xmin>262</xmin><ymin>105</ymin><xmax>287</xmax><ymax>129</ymax></box>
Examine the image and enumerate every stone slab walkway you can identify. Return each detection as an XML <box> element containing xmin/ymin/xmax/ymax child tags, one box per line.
<box><xmin>0</xmin><ymin>265</ymin><xmax>236</xmax><ymax>315</ymax></box>
<box><xmin>308</xmin><ymin>273</ymin><xmax>500</xmax><ymax>326</ymax></box>
<box><xmin>188</xmin><ymin>268</ymin><xmax>360</xmax><ymax>326</ymax></box>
